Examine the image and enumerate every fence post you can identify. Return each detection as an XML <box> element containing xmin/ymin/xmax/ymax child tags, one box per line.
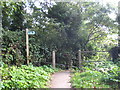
<box><xmin>78</xmin><ymin>50</ymin><xmax>82</xmax><ymax>68</ymax></box>
<box><xmin>52</xmin><ymin>50</ymin><xmax>56</xmax><ymax>69</ymax></box>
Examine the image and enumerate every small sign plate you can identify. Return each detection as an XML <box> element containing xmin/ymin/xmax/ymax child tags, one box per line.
<box><xmin>28</xmin><ymin>31</ymin><xmax>35</xmax><ymax>35</ymax></box>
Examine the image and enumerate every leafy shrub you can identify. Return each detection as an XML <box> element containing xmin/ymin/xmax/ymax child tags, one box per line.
<box><xmin>84</xmin><ymin>61</ymin><xmax>120</xmax><ymax>88</ymax></box>
<box><xmin>2</xmin><ymin>30</ymin><xmax>26</xmax><ymax>65</ymax></box>
<box><xmin>83</xmin><ymin>61</ymin><xmax>118</xmax><ymax>74</ymax></box>
<box><xmin>71</xmin><ymin>70</ymin><xmax>110</xmax><ymax>88</ymax></box>
<box><xmin>78</xmin><ymin>61</ymin><xmax>120</xmax><ymax>88</ymax></box>
<box><xmin>102</xmin><ymin>66</ymin><xmax>120</xmax><ymax>88</ymax></box>
<box><xmin>1</xmin><ymin>65</ymin><xmax>56</xmax><ymax>88</ymax></box>
<box><xmin>116</xmin><ymin>61</ymin><xmax>120</xmax><ymax>67</ymax></box>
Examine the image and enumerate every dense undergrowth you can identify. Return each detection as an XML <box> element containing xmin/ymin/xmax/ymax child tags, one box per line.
<box><xmin>0</xmin><ymin>64</ymin><xmax>59</xmax><ymax>89</ymax></box>
<box><xmin>71</xmin><ymin>61</ymin><xmax>120</xmax><ymax>88</ymax></box>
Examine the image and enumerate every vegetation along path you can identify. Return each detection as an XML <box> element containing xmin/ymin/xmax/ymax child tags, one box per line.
<box><xmin>50</xmin><ymin>70</ymin><xmax>71</xmax><ymax>88</ymax></box>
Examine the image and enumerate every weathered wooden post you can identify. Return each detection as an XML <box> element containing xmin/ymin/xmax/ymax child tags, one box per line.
<box><xmin>26</xmin><ymin>29</ymin><xmax>29</xmax><ymax>65</ymax></box>
<box><xmin>0</xmin><ymin>4</ymin><xmax>2</xmax><ymax>84</ymax></box>
<box><xmin>52</xmin><ymin>50</ymin><xmax>56</xmax><ymax>69</ymax></box>
<box><xmin>118</xmin><ymin>1</ymin><xmax>120</xmax><ymax>47</ymax></box>
<box><xmin>78</xmin><ymin>50</ymin><xmax>82</xmax><ymax>68</ymax></box>
<box><xmin>70</xmin><ymin>59</ymin><xmax>73</xmax><ymax>69</ymax></box>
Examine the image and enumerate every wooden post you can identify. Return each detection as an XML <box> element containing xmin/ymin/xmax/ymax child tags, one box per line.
<box><xmin>78</xmin><ymin>50</ymin><xmax>82</xmax><ymax>68</ymax></box>
<box><xmin>52</xmin><ymin>51</ymin><xmax>56</xmax><ymax>69</ymax></box>
<box><xmin>70</xmin><ymin>59</ymin><xmax>73</xmax><ymax>69</ymax></box>
<box><xmin>0</xmin><ymin>5</ymin><xmax>2</xmax><ymax>83</ymax></box>
<box><xmin>118</xmin><ymin>2</ymin><xmax>120</xmax><ymax>47</ymax></box>
<box><xmin>26</xmin><ymin>29</ymin><xmax>29</xmax><ymax>65</ymax></box>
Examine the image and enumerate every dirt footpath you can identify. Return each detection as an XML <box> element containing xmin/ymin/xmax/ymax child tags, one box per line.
<box><xmin>50</xmin><ymin>70</ymin><xmax>71</xmax><ymax>88</ymax></box>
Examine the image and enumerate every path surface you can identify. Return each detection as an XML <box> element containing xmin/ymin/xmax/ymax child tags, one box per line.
<box><xmin>50</xmin><ymin>70</ymin><xmax>71</xmax><ymax>88</ymax></box>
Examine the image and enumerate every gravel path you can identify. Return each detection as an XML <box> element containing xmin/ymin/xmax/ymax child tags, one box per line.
<box><xmin>50</xmin><ymin>70</ymin><xmax>71</xmax><ymax>88</ymax></box>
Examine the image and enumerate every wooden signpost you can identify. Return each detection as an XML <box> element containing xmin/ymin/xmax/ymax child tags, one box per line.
<box><xmin>26</xmin><ymin>29</ymin><xmax>35</xmax><ymax>65</ymax></box>
<box><xmin>26</xmin><ymin>29</ymin><xmax>29</xmax><ymax>65</ymax></box>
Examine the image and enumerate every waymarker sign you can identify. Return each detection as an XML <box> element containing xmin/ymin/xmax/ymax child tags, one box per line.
<box><xmin>28</xmin><ymin>31</ymin><xmax>35</xmax><ymax>35</ymax></box>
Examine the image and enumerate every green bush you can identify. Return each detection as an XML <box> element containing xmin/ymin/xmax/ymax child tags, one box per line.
<box><xmin>116</xmin><ymin>61</ymin><xmax>120</xmax><ymax>67</ymax></box>
<box><xmin>84</xmin><ymin>61</ymin><xmax>120</xmax><ymax>88</ymax></box>
<box><xmin>102</xmin><ymin>66</ymin><xmax>120</xmax><ymax>88</ymax></box>
<box><xmin>73</xmin><ymin>61</ymin><xmax>120</xmax><ymax>88</ymax></box>
<box><xmin>83</xmin><ymin>61</ymin><xmax>118</xmax><ymax>74</ymax></box>
<box><xmin>1</xmin><ymin>65</ymin><xmax>56</xmax><ymax>88</ymax></box>
<box><xmin>71</xmin><ymin>70</ymin><xmax>110</xmax><ymax>88</ymax></box>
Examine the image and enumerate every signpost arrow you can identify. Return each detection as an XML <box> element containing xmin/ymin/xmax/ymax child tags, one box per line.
<box><xmin>28</xmin><ymin>31</ymin><xmax>35</xmax><ymax>35</ymax></box>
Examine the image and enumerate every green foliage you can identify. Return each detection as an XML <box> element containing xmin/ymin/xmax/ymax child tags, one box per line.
<box><xmin>1</xmin><ymin>1</ymin><xmax>117</xmax><ymax>67</ymax></box>
<box><xmin>102</xmin><ymin>66</ymin><xmax>120</xmax><ymax>88</ymax></box>
<box><xmin>2</xmin><ymin>30</ymin><xmax>26</xmax><ymax>65</ymax></box>
<box><xmin>71</xmin><ymin>61</ymin><xmax>120</xmax><ymax>88</ymax></box>
<box><xmin>1</xmin><ymin>65</ymin><xmax>56</xmax><ymax>88</ymax></box>
<box><xmin>83</xmin><ymin>61</ymin><xmax>117</xmax><ymax>72</ymax></box>
<box><xmin>2</xmin><ymin>2</ymin><xmax>25</xmax><ymax>31</ymax></box>
<box><xmin>47</xmin><ymin>2</ymin><xmax>82</xmax><ymax>54</ymax></box>
<box><xmin>71</xmin><ymin>70</ymin><xmax>110</xmax><ymax>88</ymax></box>
<box><xmin>116</xmin><ymin>60</ymin><xmax>120</xmax><ymax>67</ymax></box>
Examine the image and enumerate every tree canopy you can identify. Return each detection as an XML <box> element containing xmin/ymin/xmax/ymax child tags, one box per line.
<box><xmin>1</xmin><ymin>1</ymin><xmax>118</xmax><ymax>66</ymax></box>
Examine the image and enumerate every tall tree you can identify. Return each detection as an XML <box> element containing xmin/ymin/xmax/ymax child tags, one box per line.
<box><xmin>2</xmin><ymin>2</ymin><xmax>25</xmax><ymax>31</ymax></box>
